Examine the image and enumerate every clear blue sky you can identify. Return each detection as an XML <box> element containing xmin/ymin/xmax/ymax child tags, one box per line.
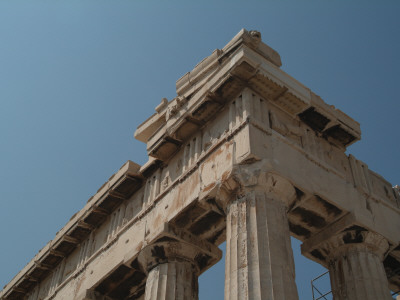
<box><xmin>1</xmin><ymin>2</ymin><xmax>399</xmax><ymax>299</ymax></box>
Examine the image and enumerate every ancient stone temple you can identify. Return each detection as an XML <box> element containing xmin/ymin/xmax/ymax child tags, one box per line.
<box><xmin>1</xmin><ymin>29</ymin><xmax>399</xmax><ymax>300</ymax></box>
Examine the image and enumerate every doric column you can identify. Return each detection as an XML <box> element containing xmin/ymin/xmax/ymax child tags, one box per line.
<box><xmin>144</xmin><ymin>260</ymin><xmax>198</xmax><ymax>300</ymax></box>
<box><xmin>317</xmin><ymin>230</ymin><xmax>392</xmax><ymax>300</ymax></box>
<box><xmin>220</xmin><ymin>169</ymin><xmax>299</xmax><ymax>300</ymax></box>
<box><xmin>138</xmin><ymin>225</ymin><xmax>221</xmax><ymax>300</ymax></box>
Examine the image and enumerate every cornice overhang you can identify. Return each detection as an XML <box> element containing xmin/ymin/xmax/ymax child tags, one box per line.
<box><xmin>135</xmin><ymin>30</ymin><xmax>361</xmax><ymax>163</ymax></box>
<box><xmin>1</xmin><ymin>29</ymin><xmax>367</xmax><ymax>299</ymax></box>
<box><xmin>0</xmin><ymin>161</ymin><xmax>142</xmax><ymax>300</ymax></box>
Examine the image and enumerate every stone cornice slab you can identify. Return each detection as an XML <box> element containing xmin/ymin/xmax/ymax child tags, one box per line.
<box><xmin>0</xmin><ymin>161</ymin><xmax>142</xmax><ymax>299</ymax></box>
<box><xmin>134</xmin><ymin>30</ymin><xmax>361</xmax><ymax>163</ymax></box>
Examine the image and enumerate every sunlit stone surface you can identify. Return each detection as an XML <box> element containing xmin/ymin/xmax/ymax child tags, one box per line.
<box><xmin>1</xmin><ymin>29</ymin><xmax>399</xmax><ymax>300</ymax></box>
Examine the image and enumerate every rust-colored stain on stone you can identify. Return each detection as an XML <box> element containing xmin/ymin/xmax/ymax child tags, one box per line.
<box><xmin>203</xmin><ymin>183</ymin><xmax>216</xmax><ymax>192</ymax></box>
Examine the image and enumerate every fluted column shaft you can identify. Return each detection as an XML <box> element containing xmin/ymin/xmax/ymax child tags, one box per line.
<box><xmin>145</xmin><ymin>261</ymin><xmax>198</xmax><ymax>300</ymax></box>
<box><xmin>138</xmin><ymin>225</ymin><xmax>221</xmax><ymax>300</ymax></box>
<box><xmin>328</xmin><ymin>244</ymin><xmax>391</xmax><ymax>300</ymax></box>
<box><xmin>305</xmin><ymin>230</ymin><xmax>393</xmax><ymax>300</ymax></box>
<box><xmin>225</xmin><ymin>190</ymin><xmax>299</xmax><ymax>300</ymax></box>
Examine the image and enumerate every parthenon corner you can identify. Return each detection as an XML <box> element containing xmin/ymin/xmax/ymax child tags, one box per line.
<box><xmin>1</xmin><ymin>29</ymin><xmax>399</xmax><ymax>300</ymax></box>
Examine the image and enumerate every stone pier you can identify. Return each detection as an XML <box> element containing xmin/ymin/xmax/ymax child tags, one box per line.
<box><xmin>1</xmin><ymin>29</ymin><xmax>399</xmax><ymax>300</ymax></box>
<box><xmin>144</xmin><ymin>261</ymin><xmax>198</xmax><ymax>300</ymax></box>
<box><xmin>216</xmin><ymin>169</ymin><xmax>299</xmax><ymax>300</ymax></box>
<box><xmin>138</xmin><ymin>226</ymin><xmax>221</xmax><ymax>300</ymax></box>
<box><xmin>303</xmin><ymin>229</ymin><xmax>392</xmax><ymax>300</ymax></box>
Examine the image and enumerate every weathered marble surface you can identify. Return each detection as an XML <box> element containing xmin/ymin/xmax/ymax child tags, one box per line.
<box><xmin>1</xmin><ymin>29</ymin><xmax>398</xmax><ymax>300</ymax></box>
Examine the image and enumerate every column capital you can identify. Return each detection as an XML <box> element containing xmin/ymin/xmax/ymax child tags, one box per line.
<box><xmin>137</xmin><ymin>224</ymin><xmax>221</xmax><ymax>274</ymax></box>
<box><xmin>199</xmin><ymin>161</ymin><xmax>298</xmax><ymax>211</ymax></box>
<box><xmin>313</xmin><ymin>230</ymin><xmax>393</xmax><ymax>300</ymax></box>
<box><xmin>314</xmin><ymin>230</ymin><xmax>390</xmax><ymax>263</ymax></box>
<box><xmin>224</xmin><ymin>176</ymin><xmax>299</xmax><ymax>299</ymax></box>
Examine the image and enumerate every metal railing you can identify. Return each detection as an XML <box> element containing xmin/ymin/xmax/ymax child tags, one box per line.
<box><xmin>311</xmin><ymin>271</ymin><xmax>332</xmax><ymax>300</ymax></box>
<box><xmin>312</xmin><ymin>270</ymin><xmax>400</xmax><ymax>299</ymax></box>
